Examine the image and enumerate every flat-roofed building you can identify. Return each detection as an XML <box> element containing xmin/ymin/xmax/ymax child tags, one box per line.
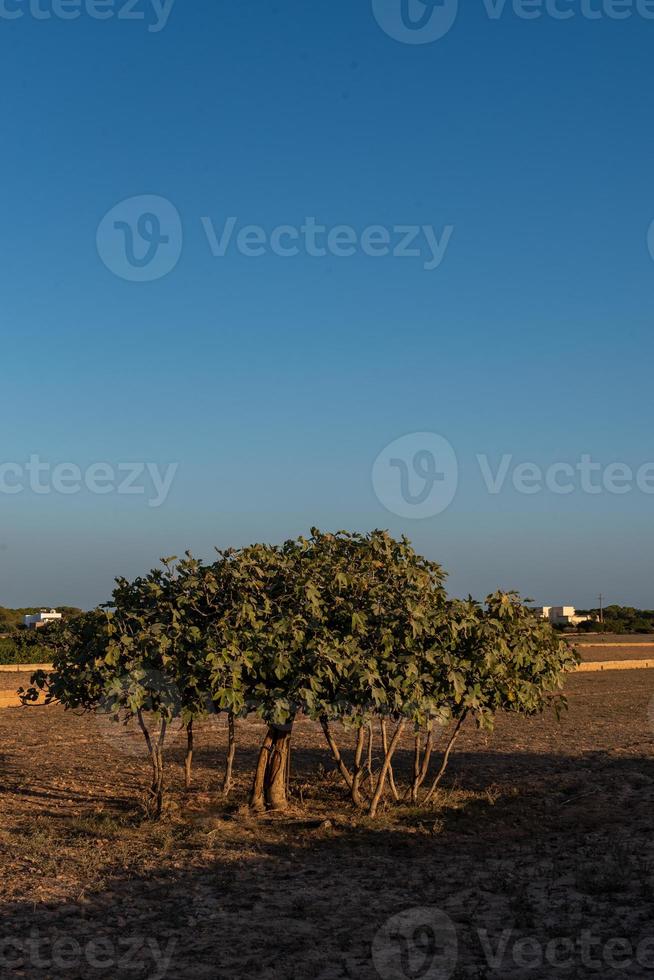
<box><xmin>533</xmin><ymin>606</ymin><xmax>593</xmax><ymax>627</ymax></box>
<box><xmin>23</xmin><ymin>609</ymin><xmax>63</xmax><ymax>630</ymax></box>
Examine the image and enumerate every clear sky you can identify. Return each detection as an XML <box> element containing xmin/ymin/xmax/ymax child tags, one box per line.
<box><xmin>1</xmin><ymin>0</ymin><xmax>653</xmax><ymax>609</ymax></box>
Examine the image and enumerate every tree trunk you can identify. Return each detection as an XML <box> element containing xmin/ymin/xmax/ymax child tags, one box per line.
<box><xmin>410</xmin><ymin>722</ymin><xmax>434</xmax><ymax>803</ymax></box>
<box><xmin>249</xmin><ymin>722</ymin><xmax>294</xmax><ymax>812</ymax></box>
<box><xmin>320</xmin><ymin>718</ymin><xmax>354</xmax><ymax>790</ymax></box>
<box><xmin>265</xmin><ymin>724</ymin><xmax>292</xmax><ymax>810</ymax></box>
<box><xmin>351</xmin><ymin>726</ymin><xmax>368</xmax><ymax>808</ymax></box>
<box><xmin>365</xmin><ymin>722</ymin><xmax>374</xmax><ymax>790</ymax></box>
<box><xmin>411</xmin><ymin>728</ymin><xmax>423</xmax><ymax>802</ymax></box>
<box><xmin>380</xmin><ymin>720</ymin><xmax>400</xmax><ymax>802</ymax></box>
<box><xmin>138</xmin><ymin>709</ymin><xmax>158</xmax><ymax>818</ymax></box>
<box><xmin>184</xmin><ymin>720</ymin><xmax>194</xmax><ymax>790</ymax></box>
<box><xmin>250</xmin><ymin>729</ymin><xmax>273</xmax><ymax>813</ymax></box>
<box><xmin>369</xmin><ymin>719</ymin><xmax>405</xmax><ymax>818</ymax></box>
<box><xmin>153</xmin><ymin>720</ymin><xmax>167</xmax><ymax>819</ymax></box>
<box><xmin>138</xmin><ymin>710</ymin><xmax>167</xmax><ymax>820</ymax></box>
<box><xmin>421</xmin><ymin>713</ymin><xmax>467</xmax><ymax>806</ymax></box>
<box><xmin>223</xmin><ymin>711</ymin><xmax>236</xmax><ymax>796</ymax></box>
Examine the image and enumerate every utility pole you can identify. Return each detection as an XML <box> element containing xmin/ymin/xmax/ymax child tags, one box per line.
<box><xmin>598</xmin><ymin>594</ymin><xmax>604</xmax><ymax>626</ymax></box>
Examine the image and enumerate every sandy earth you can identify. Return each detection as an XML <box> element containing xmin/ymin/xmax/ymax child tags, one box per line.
<box><xmin>1</xmin><ymin>670</ymin><xmax>654</xmax><ymax>978</ymax></box>
<box><xmin>574</xmin><ymin>634</ymin><xmax>654</xmax><ymax>663</ymax></box>
<box><xmin>573</xmin><ymin>634</ymin><xmax>654</xmax><ymax>644</ymax></box>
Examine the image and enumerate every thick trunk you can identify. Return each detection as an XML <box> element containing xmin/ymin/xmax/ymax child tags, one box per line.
<box><xmin>250</xmin><ymin>729</ymin><xmax>273</xmax><ymax>812</ymax></box>
<box><xmin>249</xmin><ymin>723</ymin><xmax>293</xmax><ymax>812</ymax></box>
<box><xmin>266</xmin><ymin>724</ymin><xmax>292</xmax><ymax>810</ymax></box>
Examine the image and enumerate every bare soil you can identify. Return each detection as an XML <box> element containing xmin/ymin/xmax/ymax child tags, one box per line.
<box><xmin>1</xmin><ymin>671</ymin><xmax>654</xmax><ymax>978</ymax></box>
<box><xmin>567</xmin><ymin>634</ymin><xmax>654</xmax><ymax>662</ymax></box>
<box><xmin>573</xmin><ymin>632</ymin><xmax>654</xmax><ymax>645</ymax></box>
<box><xmin>577</xmin><ymin>645</ymin><xmax>654</xmax><ymax>662</ymax></box>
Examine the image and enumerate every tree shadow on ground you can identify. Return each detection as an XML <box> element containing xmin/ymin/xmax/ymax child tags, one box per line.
<box><xmin>2</xmin><ymin>751</ymin><xmax>654</xmax><ymax>979</ymax></box>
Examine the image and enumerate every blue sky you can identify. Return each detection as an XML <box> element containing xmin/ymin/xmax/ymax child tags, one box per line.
<box><xmin>1</xmin><ymin>0</ymin><xmax>653</xmax><ymax>609</ymax></box>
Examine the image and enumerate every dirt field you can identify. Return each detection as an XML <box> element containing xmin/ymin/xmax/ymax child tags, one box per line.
<box><xmin>577</xmin><ymin>646</ymin><xmax>654</xmax><ymax>663</ymax></box>
<box><xmin>573</xmin><ymin>634</ymin><xmax>654</xmax><ymax>644</ymax></box>
<box><xmin>573</xmin><ymin>634</ymin><xmax>654</xmax><ymax>663</ymax></box>
<box><xmin>2</xmin><ymin>670</ymin><xmax>654</xmax><ymax>978</ymax></box>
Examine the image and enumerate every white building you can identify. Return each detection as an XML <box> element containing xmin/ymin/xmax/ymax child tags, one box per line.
<box><xmin>534</xmin><ymin>606</ymin><xmax>593</xmax><ymax>628</ymax></box>
<box><xmin>23</xmin><ymin>609</ymin><xmax>63</xmax><ymax>630</ymax></box>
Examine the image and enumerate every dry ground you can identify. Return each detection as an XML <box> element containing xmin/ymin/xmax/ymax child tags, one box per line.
<box><xmin>574</xmin><ymin>634</ymin><xmax>654</xmax><ymax>663</ymax></box>
<box><xmin>573</xmin><ymin>634</ymin><xmax>654</xmax><ymax>645</ymax></box>
<box><xmin>2</xmin><ymin>670</ymin><xmax>654</xmax><ymax>978</ymax></box>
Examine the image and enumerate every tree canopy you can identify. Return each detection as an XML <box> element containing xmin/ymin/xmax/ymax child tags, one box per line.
<box><xmin>21</xmin><ymin>530</ymin><xmax>578</xmax><ymax>819</ymax></box>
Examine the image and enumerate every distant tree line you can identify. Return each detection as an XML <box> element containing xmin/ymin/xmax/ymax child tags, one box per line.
<box><xmin>576</xmin><ymin>606</ymin><xmax>654</xmax><ymax>634</ymax></box>
<box><xmin>0</xmin><ymin>607</ymin><xmax>82</xmax><ymax>664</ymax></box>
<box><xmin>0</xmin><ymin>606</ymin><xmax>82</xmax><ymax>631</ymax></box>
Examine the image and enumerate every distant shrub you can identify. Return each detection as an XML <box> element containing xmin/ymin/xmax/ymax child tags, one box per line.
<box><xmin>0</xmin><ymin>636</ymin><xmax>50</xmax><ymax>665</ymax></box>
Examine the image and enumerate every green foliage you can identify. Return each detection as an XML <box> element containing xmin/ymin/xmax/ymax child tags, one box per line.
<box><xmin>577</xmin><ymin>605</ymin><xmax>654</xmax><ymax>634</ymax></box>
<box><xmin>19</xmin><ymin>612</ymin><xmax>113</xmax><ymax>708</ymax></box>
<box><xmin>0</xmin><ymin>635</ymin><xmax>51</xmax><ymax>665</ymax></box>
<box><xmin>447</xmin><ymin>592</ymin><xmax>579</xmax><ymax>731</ymax></box>
<box><xmin>19</xmin><ymin>530</ymin><xmax>578</xmax><ymax>817</ymax></box>
<box><xmin>0</xmin><ymin>606</ymin><xmax>82</xmax><ymax>663</ymax></box>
